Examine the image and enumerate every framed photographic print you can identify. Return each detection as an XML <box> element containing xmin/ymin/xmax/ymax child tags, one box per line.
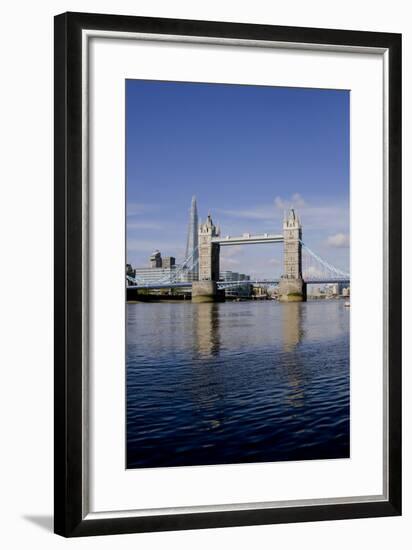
<box><xmin>54</xmin><ymin>12</ymin><xmax>402</xmax><ymax>537</ymax></box>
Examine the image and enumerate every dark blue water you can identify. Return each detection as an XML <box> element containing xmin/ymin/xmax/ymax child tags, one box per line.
<box><xmin>127</xmin><ymin>300</ymin><xmax>349</xmax><ymax>468</ymax></box>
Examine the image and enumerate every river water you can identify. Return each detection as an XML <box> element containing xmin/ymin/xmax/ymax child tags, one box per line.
<box><xmin>127</xmin><ymin>300</ymin><xmax>349</xmax><ymax>469</ymax></box>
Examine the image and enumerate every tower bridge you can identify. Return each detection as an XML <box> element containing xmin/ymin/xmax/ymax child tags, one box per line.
<box><xmin>193</xmin><ymin>209</ymin><xmax>306</xmax><ymax>302</ymax></box>
<box><xmin>127</xmin><ymin>201</ymin><xmax>350</xmax><ymax>301</ymax></box>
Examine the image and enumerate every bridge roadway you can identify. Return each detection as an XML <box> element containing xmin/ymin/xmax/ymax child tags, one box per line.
<box><xmin>212</xmin><ymin>233</ymin><xmax>284</xmax><ymax>246</ymax></box>
<box><xmin>127</xmin><ymin>278</ymin><xmax>350</xmax><ymax>290</ymax></box>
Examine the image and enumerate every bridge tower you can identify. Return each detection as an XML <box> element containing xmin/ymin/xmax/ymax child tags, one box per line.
<box><xmin>192</xmin><ymin>214</ymin><xmax>220</xmax><ymax>302</ymax></box>
<box><xmin>278</xmin><ymin>209</ymin><xmax>306</xmax><ymax>302</ymax></box>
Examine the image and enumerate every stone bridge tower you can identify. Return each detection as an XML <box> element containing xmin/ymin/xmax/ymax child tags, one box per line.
<box><xmin>192</xmin><ymin>214</ymin><xmax>220</xmax><ymax>302</ymax></box>
<box><xmin>278</xmin><ymin>209</ymin><xmax>306</xmax><ymax>301</ymax></box>
<box><xmin>198</xmin><ymin>214</ymin><xmax>220</xmax><ymax>281</ymax></box>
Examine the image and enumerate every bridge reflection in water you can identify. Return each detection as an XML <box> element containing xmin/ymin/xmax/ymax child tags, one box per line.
<box><xmin>192</xmin><ymin>302</ymin><xmax>221</xmax><ymax>358</ymax></box>
<box><xmin>281</xmin><ymin>302</ymin><xmax>304</xmax><ymax>352</ymax></box>
<box><xmin>190</xmin><ymin>300</ymin><xmax>305</xmax><ymax>355</ymax></box>
<box><xmin>126</xmin><ymin>300</ymin><xmax>350</xmax><ymax>468</ymax></box>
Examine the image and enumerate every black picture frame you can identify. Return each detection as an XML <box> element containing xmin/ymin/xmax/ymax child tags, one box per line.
<box><xmin>54</xmin><ymin>11</ymin><xmax>402</xmax><ymax>537</ymax></box>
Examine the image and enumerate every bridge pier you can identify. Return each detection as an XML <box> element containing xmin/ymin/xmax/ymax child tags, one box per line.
<box><xmin>278</xmin><ymin>277</ymin><xmax>307</xmax><ymax>302</ymax></box>
<box><xmin>192</xmin><ymin>281</ymin><xmax>219</xmax><ymax>303</ymax></box>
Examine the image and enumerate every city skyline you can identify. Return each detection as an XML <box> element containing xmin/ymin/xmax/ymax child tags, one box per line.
<box><xmin>126</xmin><ymin>80</ymin><xmax>349</xmax><ymax>278</ymax></box>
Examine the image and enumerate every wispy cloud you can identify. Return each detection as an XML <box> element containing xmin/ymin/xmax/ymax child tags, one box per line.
<box><xmin>220</xmin><ymin>246</ymin><xmax>244</xmax><ymax>270</ymax></box>
<box><xmin>326</xmin><ymin>233</ymin><xmax>350</xmax><ymax>248</ymax></box>
<box><xmin>127</xmin><ymin>238</ymin><xmax>185</xmax><ymax>256</ymax></box>
<box><xmin>127</xmin><ymin>221</ymin><xmax>163</xmax><ymax>230</ymax></box>
<box><xmin>127</xmin><ymin>202</ymin><xmax>161</xmax><ymax>217</ymax></box>
<box><xmin>268</xmin><ymin>258</ymin><xmax>281</xmax><ymax>266</ymax></box>
<box><xmin>215</xmin><ymin>206</ymin><xmax>276</xmax><ymax>222</ymax></box>
<box><xmin>216</xmin><ymin>194</ymin><xmax>348</xmax><ymax>235</ymax></box>
<box><xmin>275</xmin><ymin>193</ymin><xmax>306</xmax><ymax>210</ymax></box>
<box><xmin>220</xmin><ymin>257</ymin><xmax>241</xmax><ymax>269</ymax></box>
<box><xmin>273</xmin><ymin>194</ymin><xmax>349</xmax><ymax>234</ymax></box>
<box><xmin>220</xmin><ymin>247</ymin><xmax>244</xmax><ymax>258</ymax></box>
<box><xmin>303</xmin><ymin>265</ymin><xmax>325</xmax><ymax>278</ymax></box>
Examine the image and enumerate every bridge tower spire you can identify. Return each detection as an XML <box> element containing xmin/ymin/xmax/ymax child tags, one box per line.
<box><xmin>278</xmin><ymin>208</ymin><xmax>306</xmax><ymax>301</ymax></box>
<box><xmin>185</xmin><ymin>196</ymin><xmax>199</xmax><ymax>281</ymax></box>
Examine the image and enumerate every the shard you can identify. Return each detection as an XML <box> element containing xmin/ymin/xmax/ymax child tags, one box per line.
<box><xmin>185</xmin><ymin>196</ymin><xmax>199</xmax><ymax>280</ymax></box>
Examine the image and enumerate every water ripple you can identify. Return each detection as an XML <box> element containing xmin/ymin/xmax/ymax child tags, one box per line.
<box><xmin>127</xmin><ymin>300</ymin><xmax>349</xmax><ymax>468</ymax></box>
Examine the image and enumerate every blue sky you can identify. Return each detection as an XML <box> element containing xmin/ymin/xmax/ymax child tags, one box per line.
<box><xmin>126</xmin><ymin>80</ymin><xmax>349</xmax><ymax>278</ymax></box>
